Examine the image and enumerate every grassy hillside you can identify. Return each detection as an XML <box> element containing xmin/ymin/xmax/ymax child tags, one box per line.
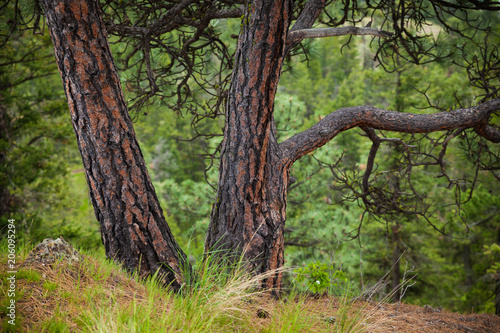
<box><xmin>1</xmin><ymin>240</ymin><xmax>499</xmax><ymax>332</ymax></box>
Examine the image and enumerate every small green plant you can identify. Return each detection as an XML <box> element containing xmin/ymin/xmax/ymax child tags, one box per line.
<box><xmin>331</xmin><ymin>283</ymin><xmax>371</xmax><ymax>333</ymax></box>
<box><xmin>43</xmin><ymin>280</ymin><xmax>58</xmax><ymax>292</ymax></box>
<box><xmin>16</xmin><ymin>268</ymin><xmax>41</xmax><ymax>283</ymax></box>
<box><xmin>295</xmin><ymin>261</ymin><xmax>347</xmax><ymax>293</ymax></box>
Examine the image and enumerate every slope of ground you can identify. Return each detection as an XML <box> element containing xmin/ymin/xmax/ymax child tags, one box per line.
<box><xmin>1</xmin><ymin>249</ymin><xmax>499</xmax><ymax>332</ymax></box>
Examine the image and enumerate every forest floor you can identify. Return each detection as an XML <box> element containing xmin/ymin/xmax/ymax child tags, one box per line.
<box><xmin>1</xmin><ymin>252</ymin><xmax>499</xmax><ymax>332</ymax></box>
<box><xmin>298</xmin><ymin>297</ymin><xmax>500</xmax><ymax>333</ymax></box>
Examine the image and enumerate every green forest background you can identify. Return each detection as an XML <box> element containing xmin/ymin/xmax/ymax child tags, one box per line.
<box><xmin>1</xmin><ymin>7</ymin><xmax>499</xmax><ymax>314</ymax></box>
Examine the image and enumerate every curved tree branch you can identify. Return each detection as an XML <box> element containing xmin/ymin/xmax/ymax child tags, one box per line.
<box><xmin>360</xmin><ymin>127</ymin><xmax>381</xmax><ymax>196</ymax></box>
<box><xmin>280</xmin><ymin>98</ymin><xmax>500</xmax><ymax>164</ymax></box>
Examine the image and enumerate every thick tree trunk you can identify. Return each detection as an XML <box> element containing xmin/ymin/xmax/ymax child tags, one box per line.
<box><xmin>40</xmin><ymin>0</ymin><xmax>187</xmax><ymax>289</ymax></box>
<box><xmin>205</xmin><ymin>0</ymin><xmax>292</xmax><ymax>292</ymax></box>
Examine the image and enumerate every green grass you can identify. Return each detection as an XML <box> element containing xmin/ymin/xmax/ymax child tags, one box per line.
<box><xmin>0</xmin><ymin>240</ymin><xmax>386</xmax><ymax>332</ymax></box>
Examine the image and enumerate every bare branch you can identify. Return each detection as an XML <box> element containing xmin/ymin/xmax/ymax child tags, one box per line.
<box><xmin>280</xmin><ymin>98</ymin><xmax>500</xmax><ymax>164</ymax></box>
<box><xmin>287</xmin><ymin>26</ymin><xmax>394</xmax><ymax>45</ymax></box>
<box><xmin>360</xmin><ymin>127</ymin><xmax>381</xmax><ymax>195</ymax></box>
<box><xmin>476</xmin><ymin>123</ymin><xmax>500</xmax><ymax>143</ymax></box>
<box><xmin>431</xmin><ymin>0</ymin><xmax>500</xmax><ymax>11</ymax></box>
<box><xmin>469</xmin><ymin>213</ymin><xmax>500</xmax><ymax>228</ymax></box>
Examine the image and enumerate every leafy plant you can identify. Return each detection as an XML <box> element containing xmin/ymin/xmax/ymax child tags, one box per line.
<box><xmin>295</xmin><ymin>261</ymin><xmax>347</xmax><ymax>293</ymax></box>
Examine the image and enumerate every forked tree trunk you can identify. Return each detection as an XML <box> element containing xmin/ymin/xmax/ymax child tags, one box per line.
<box><xmin>40</xmin><ymin>0</ymin><xmax>500</xmax><ymax>296</ymax></box>
<box><xmin>40</xmin><ymin>0</ymin><xmax>187</xmax><ymax>289</ymax></box>
<box><xmin>205</xmin><ymin>0</ymin><xmax>292</xmax><ymax>292</ymax></box>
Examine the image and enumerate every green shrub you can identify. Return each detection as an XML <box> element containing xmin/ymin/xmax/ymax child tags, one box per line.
<box><xmin>295</xmin><ymin>261</ymin><xmax>347</xmax><ymax>293</ymax></box>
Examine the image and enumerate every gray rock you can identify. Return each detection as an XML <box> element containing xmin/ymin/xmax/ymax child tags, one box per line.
<box><xmin>23</xmin><ymin>237</ymin><xmax>83</xmax><ymax>266</ymax></box>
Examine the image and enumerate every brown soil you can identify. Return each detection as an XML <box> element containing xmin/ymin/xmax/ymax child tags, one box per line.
<box><xmin>300</xmin><ymin>296</ymin><xmax>500</xmax><ymax>333</ymax></box>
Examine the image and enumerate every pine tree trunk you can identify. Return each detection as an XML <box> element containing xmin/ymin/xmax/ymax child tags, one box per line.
<box><xmin>40</xmin><ymin>0</ymin><xmax>187</xmax><ymax>289</ymax></box>
<box><xmin>205</xmin><ymin>0</ymin><xmax>292</xmax><ymax>292</ymax></box>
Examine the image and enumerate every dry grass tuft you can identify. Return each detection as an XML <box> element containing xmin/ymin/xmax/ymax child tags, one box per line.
<box><xmin>12</xmin><ymin>256</ymin><xmax>159</xmax><ymax>331</ymax></box>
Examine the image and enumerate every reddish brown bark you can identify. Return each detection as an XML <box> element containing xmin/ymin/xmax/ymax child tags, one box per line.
<box><xmin>205</xmin><ymin>0</ymin><xmax>293</xmax><ymax>292</ymax></box>
<box><xmin>40</xmin><ymin>0</ymin><xmax>187</xmax><ymax>289</ymax></box>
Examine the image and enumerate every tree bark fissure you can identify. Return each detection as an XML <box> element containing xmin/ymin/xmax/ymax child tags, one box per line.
<box><xmin>40</xmin><ymin>0</ymin><xmax>187</xmax><ymax>289</ymax></box>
